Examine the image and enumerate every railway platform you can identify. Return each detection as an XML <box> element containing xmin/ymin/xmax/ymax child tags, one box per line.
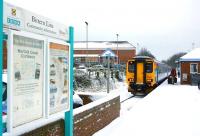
<box><xmin>94</xmin><ymin>79</ymin><xmax>200</xmax><ymax>136</ymax></box>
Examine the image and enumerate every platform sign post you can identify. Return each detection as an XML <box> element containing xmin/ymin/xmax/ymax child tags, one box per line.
<box><xmin>101</xmin><ymin>49</ymin><xmax>116</xmax><ymax>94</ymax></box>
<box><xmin>0</xmin><ymin>0</ymin><xmax>3</xmax><ymax>135</ymax></box>
<box><xmin>65</xmin><ymin>26</ymin><xmax>73</xmax><ymax>136</ymax></box>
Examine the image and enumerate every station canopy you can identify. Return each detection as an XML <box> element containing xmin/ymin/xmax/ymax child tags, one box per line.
<box><xmin>101</xmin><ymin>48</ymin><xmax>116</xmax><ymax>57</ymax></box>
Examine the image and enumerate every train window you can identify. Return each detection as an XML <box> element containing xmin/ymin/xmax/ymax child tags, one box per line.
<box><xmin>128</xmin><ymin>61</ymin><xmax>135</xmax><ymax>72</ymax></box>
<box><xmin>146</xmin><ymin>62</ymin><xmax>153</xmax><ymax>73</ymax></box>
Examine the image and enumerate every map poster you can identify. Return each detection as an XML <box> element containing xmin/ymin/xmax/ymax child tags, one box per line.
<box><xmin>12</xmin><ymin>34</ymin><xmax>44</xmax><ymax>127</ymax></box>
<box><xmin>49</xmin><ymin>42</ymin><xmax>69</xmax><ymax>114</ymax></box>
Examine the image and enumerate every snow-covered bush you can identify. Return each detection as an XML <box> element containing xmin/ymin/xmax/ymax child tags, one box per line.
<box><xmin>74</xmin><ymin>69</ymin><xmax>91</xmax><ymax>89</ymax></box>
<box><xmin>74</xmin><ymin>69</ymin><xmax>124</xmax><ymax>92</ymax></box>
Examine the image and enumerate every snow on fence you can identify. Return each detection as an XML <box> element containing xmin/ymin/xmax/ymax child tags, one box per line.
<box><xmin>73</xmin><ymin>93</ymin><xmax>120</xmax><ymax>136</ymax></box>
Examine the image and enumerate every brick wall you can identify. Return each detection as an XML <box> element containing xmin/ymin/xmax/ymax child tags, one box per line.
<box><xmin>75</xmin><ymin>49</ymin><xmax>135</xmax><ymax>64</ymax></box>
<box><xmin>73</xmin><ymin>95</ymin><xmax>120</xmax><ymax>136</ymax></box>
<box><xmin>12</xmin><ymin>95</ymin><xmax>120</xmax><ymax>136</ymax></box>
<box><xmin>22</xmin><ymin>119</ymin><xmax>65</xmax><ymax>136</ymax></box>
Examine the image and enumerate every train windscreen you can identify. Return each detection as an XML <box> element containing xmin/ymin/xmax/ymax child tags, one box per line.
<box><xmin>128</xmin><ymin>61</ymin><xmax>135</xmax><ymax>72</ymax></box>
<box><xmin>146</xmin><ymin>62</ymin><xmax>153</xmax><ymax>73</ymax></box>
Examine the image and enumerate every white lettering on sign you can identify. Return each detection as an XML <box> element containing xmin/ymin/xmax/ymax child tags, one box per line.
<box><xmin>3</xmin><ymin>2</ymin><xmax>69</xmax><ymax>41</ymax></box>
<box><xmin>7</xmin><ymin>17</ymin><xmax>21</xmax><ymax>26</ymax></box>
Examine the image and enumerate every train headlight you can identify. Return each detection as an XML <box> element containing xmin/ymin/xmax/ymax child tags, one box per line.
<box><xmin>147</xmin><ymin>79</ymin><xmax>153</xmax><ymax>82</ymax></box>
<box><xmin>128</xmin><ymin>78</ymin><xmax>134</xmax><ymax>82</ymax></box>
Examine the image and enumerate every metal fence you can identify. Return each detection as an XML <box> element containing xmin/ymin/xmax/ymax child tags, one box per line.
<box><xmin>190</xmin><ymin>73</ymin><xmax>200</xmax><ymax>85</ymax></box>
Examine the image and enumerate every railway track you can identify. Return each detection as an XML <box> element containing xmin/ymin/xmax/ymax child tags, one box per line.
<box><xmin>121</xmin><ymin>77</ymin><xmax>168</xmax><ymax>103</ymax></box>
<box><xmin>121</xmin><ymin>95</ymin><xmax>135</xmax><ymax>103</ymax></box>
<box><xmin>157</xmin><ymin>77</ymin><xmax>168</xmax><ymax>86</ymax></box>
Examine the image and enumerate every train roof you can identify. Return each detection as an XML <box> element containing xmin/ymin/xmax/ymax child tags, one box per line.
<box><xmin>133</xmin><ymin>56</ymin><xmax>153</xmax><ymax>59</ymax></box>
<box><xmin>131</xmin><ymin>56</ymin><xmax>170</xmax><ymax>66</ymax></box>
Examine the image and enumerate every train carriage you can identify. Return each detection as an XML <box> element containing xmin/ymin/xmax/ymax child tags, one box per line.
<box><xmin>126</xmin><ymin>56</ymin><xmax>170</xmax><ymax>95</ymax></box>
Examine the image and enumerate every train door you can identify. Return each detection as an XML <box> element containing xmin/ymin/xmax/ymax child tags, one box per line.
<box><xmin>136</xmin><ymin>62</ymin><xmax>144</xmax><ymax>84</ymax></box>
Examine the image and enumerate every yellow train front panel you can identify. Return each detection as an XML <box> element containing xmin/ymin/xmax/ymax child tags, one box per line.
<box><xmin>136</xmin><ymin>62</ymin><xmax>144</xmax><ymax>84</ymax></box>
<box><xmin>126</xmin><ymin>56</ymin><xmax>156</xmax><ymax>95</ymax></box>
<box><xmin>126</xmin><ymin>56</ymin><xmax>170</xmax><ymax>95</ymax></box>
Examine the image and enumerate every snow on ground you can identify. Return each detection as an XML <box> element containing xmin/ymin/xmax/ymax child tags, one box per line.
<box><xmin>104</xmin><ymin>80</ymin><xmax>143</xmax><ymax>116</ymax></box>
<box><xmin>111</xmin><ymin>80</ymin><xmax>132</xmax><ymax>102</ymax></box>
<box><xmin>75</xmin><ymin>77</ymin><xmax>137</xmax><ymax>104</ymax></box>
<box><xmin>120</xmin><ymin>95</ymin><xmax>143</xmax><ymax>116</ymax></box>
<box><xmin>94</xmin><ymin>79</ymin><xmax>200</xmax><ymax>136</ymax></box>
<box><xmin>73</xmin><ymin>93</ymin><xmax>83</xmax><ymax>105</ymax></box>
<box><xmin>74</xmin><ymin>78</ymin><xmax>140</xmax><ymax>114</ymax></box>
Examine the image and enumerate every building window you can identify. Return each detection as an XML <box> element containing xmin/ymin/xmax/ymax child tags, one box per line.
<box><xmin>190</xmin><ymin>63</ymin><xmax>198</xmax><ymax>73</ymax></box>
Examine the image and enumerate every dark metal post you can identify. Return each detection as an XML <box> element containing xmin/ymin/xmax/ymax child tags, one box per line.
<box><xmin>116</xmin><ymin>34</ymin><xmax>119</xmax><ymax>64</ymax></box>
<box><xmin>85</xmin><ymin>21</ymin><xmax>89</xmax><ymax>67</ymax></box>
<box><xmin>107</xmin><ymin>54</ymin><xmax>110</xmax><ymax>93</ymax></box>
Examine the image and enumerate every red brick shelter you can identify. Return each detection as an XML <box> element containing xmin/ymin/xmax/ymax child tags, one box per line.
<box><xmin>179</xmin><ymin>48</ymin><xmax>200</xmax><ymax>84</ymax></box>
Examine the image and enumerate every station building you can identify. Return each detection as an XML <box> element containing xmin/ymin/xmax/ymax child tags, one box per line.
<box><xmin>74</xmin><ymin>41</ymin><xmax>136</xmax><ymax>66</ymax></box>
<box><xmin>179</xmin><ymin>48</ymin><xmax>200</xmax><ymax>85</ymax></box>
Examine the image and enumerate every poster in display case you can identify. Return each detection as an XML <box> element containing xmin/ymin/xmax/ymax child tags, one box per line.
<box><xmin>9</xmin><ymin>31</ymin><xmax>45</xmax><ymax>127</ymax></box>
<box><xmin>49</xmin><ymin>42</ymin><xmax>69</xmax><ymax>114</ymax></box>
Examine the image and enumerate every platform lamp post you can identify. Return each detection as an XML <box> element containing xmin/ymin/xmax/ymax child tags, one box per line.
<box><xmin>85</xmin><ymin>21</ymin><xmax>89</xmax><ymax>67</ymax></box>
<box><xmin>192</xmin><ymin>42</ymin><xmax>195</xmax><ymax>50</ymax></box>
<box><xmin>0</xmin><ymin>0</ymin><xmax>3</xmax><ymax>135</ymax></box>
<box><xmin>107</xmin><ymin>53</ymin><xmax>110</xmax><ymax>94</ymax></box>
<box><xmin>116</xmin><ymin>34</ymin><xmax>119</xmax><ymax>65</ymax></box>
<box><xmin>136</xmin><ymin>43</ymin><xmax>140</xmax><ymax>54</ymax></box>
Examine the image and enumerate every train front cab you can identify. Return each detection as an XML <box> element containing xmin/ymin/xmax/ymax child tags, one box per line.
<box><xmin>126</xmin><ymin>58</ymin><xmax>157</xmax><ymax>95</ymax></box>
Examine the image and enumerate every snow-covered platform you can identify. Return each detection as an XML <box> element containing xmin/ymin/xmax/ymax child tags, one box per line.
<box><xmin>94</xmin><ymin>80</ymin><xmax>200</xmax><ymax>136</ymax></box>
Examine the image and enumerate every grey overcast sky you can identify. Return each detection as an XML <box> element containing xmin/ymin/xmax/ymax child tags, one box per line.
<box><xmin>5</xmin><ymin>0</ymin><xmax>200</xmax><ymax>60</ymax></box>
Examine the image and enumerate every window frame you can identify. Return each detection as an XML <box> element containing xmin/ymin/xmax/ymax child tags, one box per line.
<box><xmin>128</xmin><ymin>61</ymin><xmax>135</xmax><ymax>73</ymax></box>
<box><xmin>145</xmin><ymin>62</ymin><xmax>153</xmax><ymax>73</ymax></box>
<box><xmin>190</xmin><ymin>63</ymin><xmax>198</xmax><ymax>74</ymax></box>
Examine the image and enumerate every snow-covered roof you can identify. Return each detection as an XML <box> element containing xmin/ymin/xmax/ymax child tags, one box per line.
<box><xmin>180</xmin><ymin>48</ymin><xmax>200</xmax><ymax>61</ymax></box>
<box><xmin>74</xmin><ymin>41</ymin><xmax>136</xmax><ymax>50</ymax></box>
<box><xmin>74</xmin><ymin>54</ymin><xmax>100</xmax><ymax>57</ymax></box>
<box><xmin>101</xmin><ymin>48</ymin><xmax>116</xmax><ymax>57</ymax></box>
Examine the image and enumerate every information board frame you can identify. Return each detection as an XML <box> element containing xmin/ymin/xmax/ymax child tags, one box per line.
<box><xmin>7</xmin><ymin>30</ymin><xmax>46</xmax><ymax>134</ymax></box>
<box><xmin>0</xmin><ymin>0</ymin><xmax>3</xmax><ymax>135</ymax></box>
<box><xmin>46</xmin><ymin>38</ymin><xmax>70</xmax><ymax>118</ymax></box>
<box><xmin>0</xmin><ymin>1</ymin><xmax>73</xmax><ymax>136</ymax></box>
